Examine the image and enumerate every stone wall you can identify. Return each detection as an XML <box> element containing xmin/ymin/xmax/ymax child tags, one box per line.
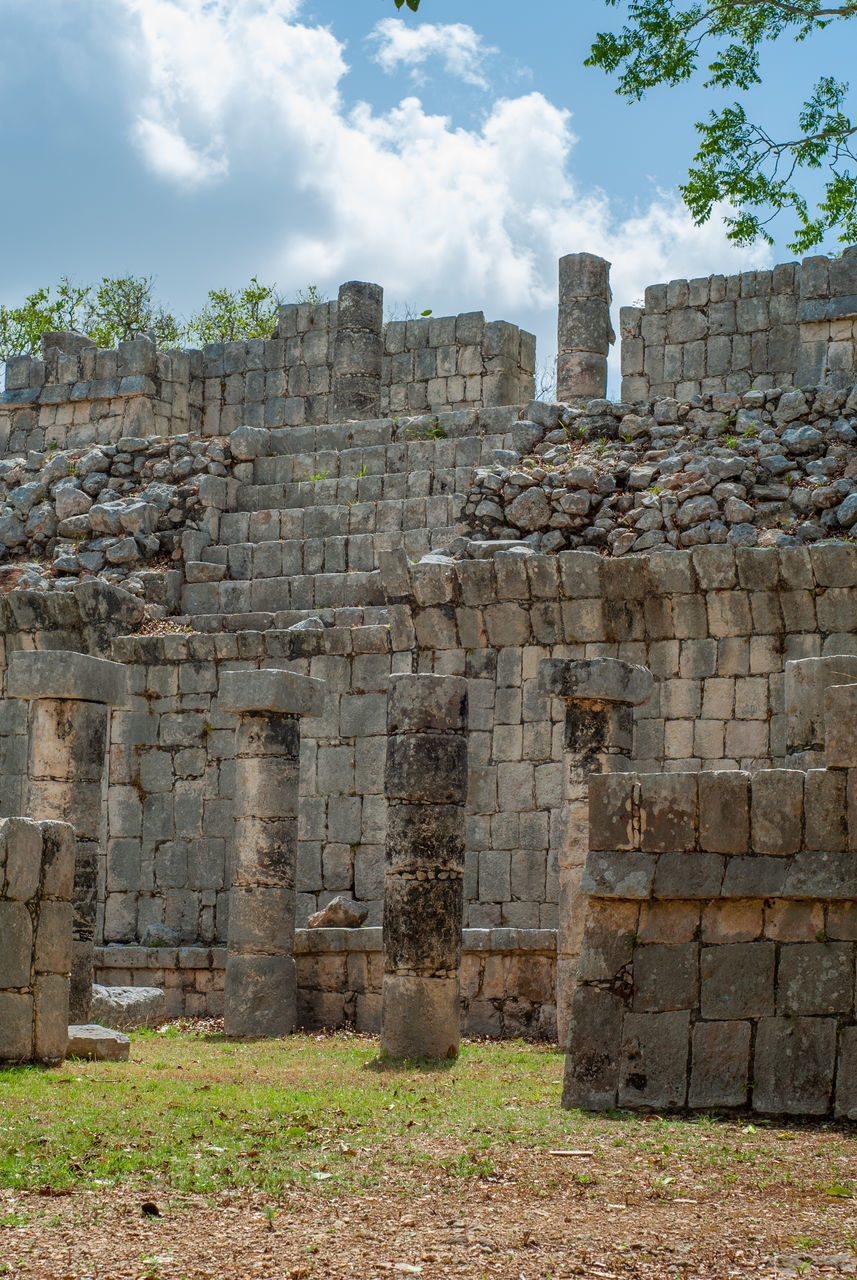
<box><xmin>0</xmin><ymin>289</ymin><xmax>535</xmax><ymax>458</ymax></box>
<box><xmin>620</xmin><ymin>248</ymin><xmax>857</xmax><ymax>404</ymax></box>
<box><xmin>1</xmin><ymin>338</ymin><xmax>201</xmax><ymax>453</ymax></box>
<box><xmin>564</xmin><ymin>763</ymin><xmax>857</xmax><ymax>1117</ymax></box>
<box><xmin>94</xmin><ymin>925</ymin><xmax>557</xmax><ymax>1036</ymax></box>
<box><xmin>201</xmin><ymin>302</ymin><xmax>337</xmax><ymax>435</ymax></box>
<box><xmin>380</xmin><ymin>314</ymin><xmax>535</xmax><ymax>416</ymax></box>
<box><xmin>0</xmin><ymin>817</ymin><xmax>75</xmax><ymax>1063</ymax></box>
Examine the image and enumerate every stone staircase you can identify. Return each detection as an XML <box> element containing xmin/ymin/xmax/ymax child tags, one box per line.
<box><xmin>179</xmin><ymin>411</ymin><xmax>541</xmax><ymax>630</ymax></box>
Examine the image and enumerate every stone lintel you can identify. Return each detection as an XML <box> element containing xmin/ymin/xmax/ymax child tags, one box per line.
<box><xmin>539</xmin><ymin>657</ymin><xmax>654</xmax><ymax>707</ymax></box>
<box><xmin>218</xmin><ymin>668</ymin><xmax>325</xmax><ymax>718</ymax></box>
<box><xmin>7</xmin><ymin>650</ymin><xmax>129</xmax><ymax>707</ymax></box>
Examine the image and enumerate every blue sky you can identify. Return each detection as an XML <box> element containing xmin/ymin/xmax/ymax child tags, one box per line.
<box><xmin>1</xmin><ymin>0</ymin><xmax>852</xmax><ymax>390</ymax></box>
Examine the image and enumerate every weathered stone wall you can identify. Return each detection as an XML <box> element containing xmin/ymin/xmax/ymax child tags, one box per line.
<box><xmin>0</xmin><ymin>817</ymin><xmax>75</xmax><ymax>1063</ymax></box>
<box><xmin>564</xmin><ymin>764</ymin><xmax>857</xmax><ymax>1116</ymax></box>
<box><xmin>93</xmin><ymin>925</ymin><xmax>557</xmax><ymax>1036</ymax></box>
<box><xmin>620</xmin><ymin>248</ymin><xmax>857</xmax><ymax>404</ymax></box>
<box><xmin>380</xmin><ymin>314</ymin><xmax>535</xmax><ymax>416</ymax></box>
<box><xmin>1</xmin><ymin>289</ymin><xmax>535</xmax><ymax>457</ymax></box>
<box><xmin>1</xmin><ymin>338</ymin><xmax>201</xmax><ymax>453</ymax></box>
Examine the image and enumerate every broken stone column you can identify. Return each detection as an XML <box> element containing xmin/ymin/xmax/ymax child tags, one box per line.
<box><xmin>7</xmin><ymin>650</ymin><xmax>128</xmax><ymax>1025</ymax></box>
<box><xmin>219</xmin><ymin>667</ymin><xmax>325</xmax><ymax>1037</ymax></box>
<box><xmin>557</xmin><ymin>253</ymin><xmax>614</xmax><ymax>405</ymax></box>
<box><xmin>381</xmin><ymin>673</ymin><xmax>468</xmax><ymax>1060</ymax></box>
<box><xmin>0</xmin><ymin>818</ymin><xmax>76</xmax><ymax>1064</ymax></box>
<box><xmin>539</xmin><ymin>658</ymin><xmax>653</xmax><ymax>1047</ymax></box>
<box><xmin>333</xmin><ymin>281</ymin><xmax>384</xmax><ymax>421</ymax></box>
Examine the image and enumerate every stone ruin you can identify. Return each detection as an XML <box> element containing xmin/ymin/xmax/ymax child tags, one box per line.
<box><xmin>2</xmin><ymin>251</ymin><xmax>857</xmax><ymax>1114</ymax></box>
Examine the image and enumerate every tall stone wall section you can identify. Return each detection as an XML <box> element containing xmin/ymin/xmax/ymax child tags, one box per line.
<box><xmin>621</xmin><ymin>247</ymin><xmax>857</xmax><ymax>404</ymax></box>
<box><xmin>0</xmin><ymin>817</ymin><xmax>75</xmax><ymax>1063</ymax></box>
<box><xmin>0</xmin><ymin>290</ymin><xmax>535</xmax><ymax>456</ymax></box>
<box><xmin>565</xmin><ymin>765</ymin><xmax>857</xmax><ymax>1117</ymax></box>
<box><xmin>380</xmin><ymin>313</ymin><xmax>535</xmax><ymax>416</ymax></box>
<box><xmin>1</xmin><ymin>338</ymin><xmax>200</xmax><ymax>454</ymax></box>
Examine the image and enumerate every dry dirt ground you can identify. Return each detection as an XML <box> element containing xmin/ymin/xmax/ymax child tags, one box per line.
<box><xmin>2</xmin><ymin>1027</ymin><xmax>857</xmax><ymax>1279</ymax></box>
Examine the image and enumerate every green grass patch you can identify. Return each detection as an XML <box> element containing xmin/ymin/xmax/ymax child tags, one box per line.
<box><xmin>0</xmin><ymin>1030</ymin><xmax>853</xmax><ymax>1204</ymax></box>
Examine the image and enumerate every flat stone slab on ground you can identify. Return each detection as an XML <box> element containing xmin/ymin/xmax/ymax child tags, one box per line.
<box><xmin>90</xmin><ymin>984</ymin><xmax>166</xmax><ymax>1030</ymax></box>
<box><xmin>67</xmin><ymin>1024</ymin><xmax>130</xmax><ymax>1061</ymax></box>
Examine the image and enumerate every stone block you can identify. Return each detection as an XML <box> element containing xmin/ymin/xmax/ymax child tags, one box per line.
<box><xmin>753</xmin><ymin>1017</ymin><xmax>836</xmax><ymax>1115</ymax></box>
<box><xmin>0</xmin><ymin>992</ymin><xmax>33</xmax><ymax>1061</ymax></box>
<box><xmin>224</xmin><ymin>953</ymin><xmax>296</xmax><ymax>1037</ymax></box>
<box><xmin>538</xmin><ymin>657</ymin><xmax>653</xmax><ymax>706</ymax></box>
<box><xmin>750</xmin><ymin>770</ymin><xmax>804</xmax><ymax>854</ymax></box>
<box><xmin>700</xmin><ymin>942</ymin><xmax>775</xmax><ymax>1018</ymax></box>
<box><xmin>617</xmin><ymin>1010</ymin><xmax>690</xmax><ymax>1109</ymax></box>
<box><xmin>383</xmin><ymin>877</ymin><xmax>463</xmax><ymax>973</ymax></box>
<box><xmin>639</xmin><ymin>774</ymin><xmax>697</xmax><ymax>852</ymax></box>
<box><xmin>825</xmin><ymin>683</ymin><xmax>857</xmax><ymax>768</ymax></box>
<box><xmin>384</xmin><ymin>734</ymin><xmax>468</xmax><ymax>805</ymax></box>
<box><xmin>699</xmin><ymin>771</ymin><xmax>750</xmax><ymax>853</ymax></box>
<box><xmin>562</xmin><ymin>985</ymin><xmax>624</xmax><ymax>1109</ymax></box>
<box><xmin>588</xmin><ymin>774</ymin><xmax>637</xmax><ymax>851</ymax></box>
<box><xmin>6</xmin><ymin>650</ymin><xmax>128</xmax><ymax>707</ymax></box>
<box><xmin>380</xmin><ymin>974</ymin><xmax>460</xmax><ymax>1059</ymax></box>
<box><xmin>386</xmin><ymin>803</ymin><xmax>464</xmax><ymax>872</ymax></box>
<box><xmin>688</xmin><ymin>1021</ymin><xmax>751</xmax><ymax>1109</ymax></box>
<box><xmin>652</xmin><ymin>852</ymin><xmax>724</xmax><ymax>899</ymax></box>
<box><xmin>219</xmin><ymin>668</ymin><xmax>325</xmax><ymax>718</ymax></box>
<box><xmin>228</xmin><ymin>885</ymin><xmax>296</xmax><ymax>953</ymax></box>
<box><xmin>835</xmin><ymin>1026</ymin><xmax>857</xmax><ymax>1118</ymax></box>
<box><xmin>633</xmin><ymin>942</ymin><xmax>698</xmax><ymax>1012</ymax></box>
<box><xmin>776</xmin><ymin>942</ymin><xmax>853</xmax><ymax>1015</ymax></box>
<box><xmin>387</xmin><ymin>673</ymin><xmax>468</xmax><ymax>733</ymax></box>
<box><xmin>67</xmin><ymin>1024</ymin><xmax>130</xmax><ymax>1061</ymax></box>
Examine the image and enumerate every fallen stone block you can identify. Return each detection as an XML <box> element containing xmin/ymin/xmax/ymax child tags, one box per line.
<box><xmin>67</xmin><ymin>1024</ymin><xmax>130</xmax><ymax>1061</ymax></box>
<box><xmin>90</xmin><ymin>984</ymin><xmax>166</xmax><ymax>1030</ymax></box>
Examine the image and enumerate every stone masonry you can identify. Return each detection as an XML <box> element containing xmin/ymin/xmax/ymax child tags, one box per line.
<box><xmin>6</xmin><ymin>650</ymin><xmax>127</xmax><ymax>1022</ymax></box>
<box><xmin>0</xmin><ymin>817</ymin><xmax>76</xmax><ymax>1063</ymax></box>
<box><xmin>381</xmin><ymin>674</ymin><xmax>468</xmax><ymax>1059</ymax></box>
<box><xmin>538</xmin><ymin>657</ymin><xmax>653</xmax><ymax>1045</ymax></box>
<box><xmin>219</xmin><ymin>667</ymin><xmax>325</xmax><ymax>1037</ymax></box>
<box><xmin>563</xmin><ymin>657</ymin><xmax>857</xmax><ymax>1116</ymax></box>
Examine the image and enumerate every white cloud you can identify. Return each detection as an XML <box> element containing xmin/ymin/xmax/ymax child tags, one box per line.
<box><xmin>132</xmin><ymin>117</ymin><xmax>228</xmax><ymax>185</ymax></box>
<box><xmin>368</xmin><ymin>18</ymin><xmax>496</xmax><ymax>89</ymax></box>
<box><xmin>111</xmin><ymin>0</ymin><xmax>770</xmax><ymax>387</ymax></box>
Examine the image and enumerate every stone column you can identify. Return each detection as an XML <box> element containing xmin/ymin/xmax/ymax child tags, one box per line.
<box><xmin>539</xmin><ymin>658</ymin><xmax>653</xmax><ymax>1047</ymax></box>
<box><xmin>333</xmin><ymin>281</ymin><xmax>384</xmax><ymax>421</ymax></box>
<box><xmin>557</xmin><ymin>253</ymin><xmax>614</xmax><ymax>405</ymax></box>
<box><xmin>7</xmin><ymin>651</ymin><xmax>128</xmax><ymax>1025</ymax></box>
<box><xmin>381</xmin><ymin>673</ymin><xmax>468</xmax><ymax>1060</ymax></box>
<box><xmin>219</xmin><ymin>667</ymin><xmax>325</xmax><ymax>1037</ymax></box>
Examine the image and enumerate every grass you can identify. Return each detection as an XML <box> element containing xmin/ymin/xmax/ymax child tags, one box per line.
<box><xmin>1</xmin><ymin>1029</ymin><xmax>856</xmax><ymax>1205</ymax></box>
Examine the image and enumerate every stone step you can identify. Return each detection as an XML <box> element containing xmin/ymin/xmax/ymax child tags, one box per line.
<box><xmin>182</xmin><ymin>569</ymin><xmax>386</xmax><ymax>617</ymax></box>
<box><xmin>234</xmin><ymin>469</ymin><xmax>471</xmax><ymax>512</ymax></box>
<box><xmin>217</xmin><ymin>499</ymin><xmax>461</xmax><ymax>545</ymax></box>
<box><xmin>184</xmin><ymin>606</ymin><xmax>389</xmax><ymax>634</ymax></box>
<box><xmin>196</xmin><ymin>525</ymin><xmax>450</xmax><ymax>578</ymax></box>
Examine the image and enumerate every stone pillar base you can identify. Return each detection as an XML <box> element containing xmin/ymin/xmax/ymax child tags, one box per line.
<box><xmin>380</xmin><ymin>974</ymin><xmax>460</xmax><ymax>1060</ymax></box>
<box><xmin>224</xmin><ymin>954</ymin><xmax>297</xmax><ymax>1038</ymax></box>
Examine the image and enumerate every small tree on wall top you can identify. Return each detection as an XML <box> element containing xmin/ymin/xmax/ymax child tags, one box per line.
<box><xmin>391</xmin><ymin>0</ymin><xmax>857</xmax><ymax>252</ymax></box>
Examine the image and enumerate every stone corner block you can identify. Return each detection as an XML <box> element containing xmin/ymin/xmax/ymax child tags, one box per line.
<box><xmin>218</xmin><ymin>668</ymin><xmax>325</xmax><ymax>718</ymax></box>
<box><xmin>6</xmin><ymin>650</ymin><xmax>129</xmax><ymax>707</ymax></box>
<box><xmin>824</xmin><ymin>683</ymin><xmax>857</xmax><ymax>769</ymax></box>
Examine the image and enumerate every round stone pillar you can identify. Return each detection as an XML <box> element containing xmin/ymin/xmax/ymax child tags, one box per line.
<box><xmin>539</xmin><ymin>658</ymin><xmax>653</xmax><ymax>1047</ymax></box>
<box><xmin>219</xmin><ymin>668</ymin><xmax>325</xmax><ymax>1037</ymax></box>
<box><xmin>7</xmin><ymin>651</ymin><xmax>128</xmax><ymax>1025</ymax></box>
<box><xmin>557</xmin><ymin>253</ymin><xmax>614</xmax><ymax>405</ymax></box>
<box><xmin>381</xmin><ymin>674</ymin><xmax>468</xmax><ymax>1060</ymax></box>
<box><xmin>332</xmin><ymin>281</ymin><xmax>384</xmax><ymax>421</ymax></box>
